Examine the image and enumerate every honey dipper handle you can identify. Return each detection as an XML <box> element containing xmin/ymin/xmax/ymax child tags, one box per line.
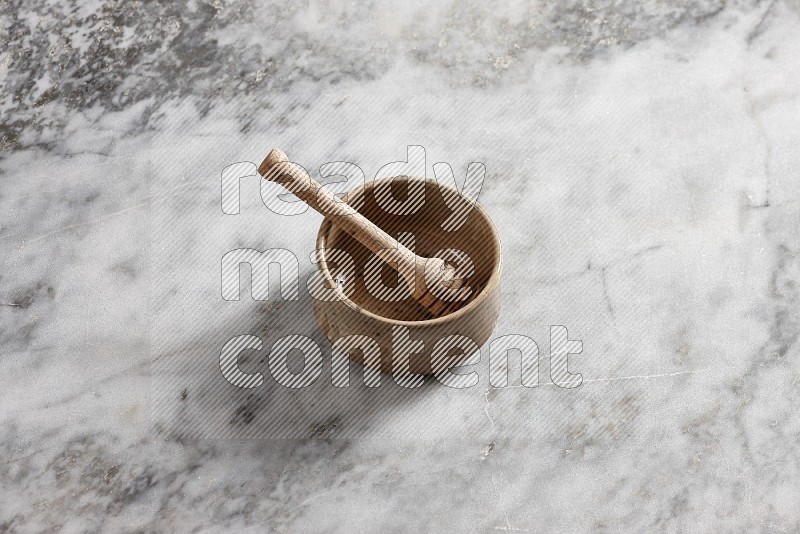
<box><xmin>258</xmin><ymin>148</ymin><xmax>427</xmax><ymax>297</ymax></box>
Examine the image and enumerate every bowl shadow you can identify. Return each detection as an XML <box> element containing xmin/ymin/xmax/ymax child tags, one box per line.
<box><xmin>151</xmin><ymin>267</ymin><xmax>441</xmax><ymax>440</ymax></box>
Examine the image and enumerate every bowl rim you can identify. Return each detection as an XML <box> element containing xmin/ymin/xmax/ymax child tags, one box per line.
<box><xmin>315</xmin><ymin>176</ymin><xmax>503</xmax><ymax>326</ymax></box>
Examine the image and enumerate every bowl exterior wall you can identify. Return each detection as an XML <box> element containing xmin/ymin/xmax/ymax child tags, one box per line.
<box><xmin>312</xmin><ymin>284</ymin><xmax>500</xmax><ymax>375</ymax></box>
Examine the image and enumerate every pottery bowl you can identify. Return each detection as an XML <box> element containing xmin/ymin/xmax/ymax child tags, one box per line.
<box><xmin>312</xmin><ymin>177</ymin><xmax>502</xmax><ymax>375</ymax></box>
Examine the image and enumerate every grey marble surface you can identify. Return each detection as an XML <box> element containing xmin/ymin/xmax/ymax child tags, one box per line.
<box><xmin>2</xmin><ymin>0</ymin><xmax>800</xmax><ymax>531</ymax></box>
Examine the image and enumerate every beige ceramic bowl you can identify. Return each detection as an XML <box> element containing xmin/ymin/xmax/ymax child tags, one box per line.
<box><xmin>312</xmin><ymin>177</ymin><xmax>502</xmax><ymax>375</ymax></box>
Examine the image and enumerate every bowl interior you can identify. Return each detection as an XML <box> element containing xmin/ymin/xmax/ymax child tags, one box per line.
<box><xmin>318</xmin><ymin>177</ymin><xmax>501</xmax><ymax>322</ymax></box>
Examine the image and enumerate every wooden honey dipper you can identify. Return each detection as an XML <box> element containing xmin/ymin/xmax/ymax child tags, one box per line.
<box><xmin>258</xmin><ymin>148</ymin><xmax>468</xmax><ymax>318</ymax></box>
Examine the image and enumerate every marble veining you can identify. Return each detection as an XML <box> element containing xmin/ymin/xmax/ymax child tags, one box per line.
<box><xmin>1</xmin><ymin>0</ymin><xmax>799</xmax><ymax>531</ymax></box>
